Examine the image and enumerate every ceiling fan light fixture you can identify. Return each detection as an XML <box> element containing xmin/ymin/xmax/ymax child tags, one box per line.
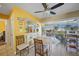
<box><xmin>46</xmin><ymin>11</ymin><xmax>49</xmax><ymax>14</ymax></box>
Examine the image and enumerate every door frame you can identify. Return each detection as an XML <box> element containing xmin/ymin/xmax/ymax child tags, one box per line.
<box><xmin>0</xmin><ymin>19</ymin><xmax>7</xmax><ymax>43</ymax></box>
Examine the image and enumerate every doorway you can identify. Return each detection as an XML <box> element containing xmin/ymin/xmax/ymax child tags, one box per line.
<box><xmin>0</xmin><ymin>19</ymin><xmax>6</xmax><ymax>46</ymax></box>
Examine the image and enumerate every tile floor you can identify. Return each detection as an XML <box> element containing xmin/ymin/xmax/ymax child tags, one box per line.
<box><xmin>0</xmin><ymin>38</ymin><xmax>79</xmax><ymax>56</ymax></box>
<box><xmin>16</xmin><ymin>43</ymin><xmax>79</xmax><ymax>56</ymax></box>
<box><xmin>0</xmin><ymin>44</ymin><xmax>15</xmax><ymax>56</ymax></box>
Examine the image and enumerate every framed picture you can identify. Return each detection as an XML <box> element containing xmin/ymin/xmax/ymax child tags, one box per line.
<box><xmin>17</xmin><ymin>17</ymin><xmax>25</xmax><ymax>32</ymax></box>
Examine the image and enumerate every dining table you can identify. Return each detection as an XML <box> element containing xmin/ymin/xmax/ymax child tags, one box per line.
<box><xmin>17</xmin><ymin>43</ymin><xmax>29</xmax><ymax>56</ymax></box>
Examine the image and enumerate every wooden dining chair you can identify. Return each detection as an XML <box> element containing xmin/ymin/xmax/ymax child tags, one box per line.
<box><xmin>34</xmin><ymin>39</ymin><xmax>48</xmax><ymax>56</ymax></box>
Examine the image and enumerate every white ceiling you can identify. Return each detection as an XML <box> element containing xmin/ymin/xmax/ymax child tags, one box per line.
<box><xmin>0</xmin><ymin>3</ymin><xmax>79</xmax><ymax>18</ymax></box>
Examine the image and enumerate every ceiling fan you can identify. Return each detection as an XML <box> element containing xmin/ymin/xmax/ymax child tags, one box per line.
<box><xmin>34</xmin><ymin>3</ymin><xmax>64</xmax><ymax>15</ymax></box>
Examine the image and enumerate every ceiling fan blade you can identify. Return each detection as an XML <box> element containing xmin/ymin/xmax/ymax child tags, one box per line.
<box><xmin>42</xmin><ymin>3</ymin><xmax>48</xmax><ymax>10</ymax></box>
<box><xmin>51</xmin><ymin>3</ymin><xmax>64</xmax><ymax>10</ymax></box>
<box><xmin>34</xmin><ymin>11</ymin><xmax>45</xmax><ymax>13</ymax></box>
<box><xmin>50</xmin><ymin>11</ymin><xmax>56</xmax><ymax>14</ymax></box>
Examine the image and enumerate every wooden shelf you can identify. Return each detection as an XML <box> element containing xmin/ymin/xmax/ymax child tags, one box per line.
<box><xmin>65</xmin><ymin>30</ymin><xmax>79</xmax><ymax>53</ymax></box>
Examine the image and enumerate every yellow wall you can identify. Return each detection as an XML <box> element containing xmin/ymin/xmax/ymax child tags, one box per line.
<box><xmin>10</xmin><ymin>6</ymin><xmax>41</xmax><ymax>36</ymax></box>
<box><xmin>9</xmin><ymin>6</ymin><xmax>42</xmax><ymax>52</ymax></box>
<box><xmin>0</xmin><ymin>20</ymin><xmax>5</xmax><ymax>32</ymax></box>
<box><xmin>0</xmin><ymin>13</ymin><xmax>8</xmax><ymax>33</ymax></box>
